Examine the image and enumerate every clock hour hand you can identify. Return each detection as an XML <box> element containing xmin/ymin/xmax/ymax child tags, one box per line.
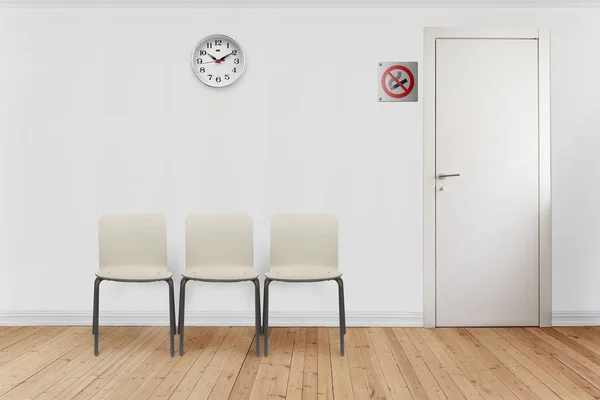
<box><xmin>206</xmin><ymin>53</ymin><xmax>218</xmax><ymax>61</ymax></box>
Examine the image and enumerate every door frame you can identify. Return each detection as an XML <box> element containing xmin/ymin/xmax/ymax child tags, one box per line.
<box><xmin>423</xmin><ymin>27</ymin><xmax>552</xmax><ymax>327</ymax></box>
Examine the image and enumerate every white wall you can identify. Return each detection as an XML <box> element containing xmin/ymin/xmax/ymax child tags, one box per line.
<box><xmin>0</xmin><ymin>6</ymin><xmax>599</xmax><ymax>325</ymax></box>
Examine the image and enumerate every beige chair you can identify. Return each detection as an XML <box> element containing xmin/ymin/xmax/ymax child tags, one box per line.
<box><xmin>179</xmin><ymin>213</ymin><xmax>260</xmax><ymax>356</ymax></box>
<box><xmin>263</xmin><ymin>213</ymin><xmax>345</xmax><ymax>356</ymax></box>
<box><xmin>93</xmin><ymin>214</ymin><xmax>175</xmax><ymax>357</ymax></box>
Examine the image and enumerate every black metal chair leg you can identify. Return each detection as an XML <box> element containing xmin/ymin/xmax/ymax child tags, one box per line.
<box><xmin>263</xmin><ymin>278</ymin><xmax>271</xmax><ymax>357</ymax></box>
<box><xmin>340</xmin><ymin>278</ymin><xmax>346</xmax><ymax>335</ymax></box>
<box><xmin>93</xmin><ymin>277</ymin><xmax>102</xmax><ymax>356</ymax></box>
<box><xmin>167</xmin><ymin>278</ymin><xmax>175</xmax><ymax>357</ymax></box>
<box><xmin>257</xmin><ymin>280</ymin><xmax>263</xmax><ymax>335</ymax></box>
<box><xmin>253</xmin><ymin>278</ymin><xmax>260</xmax><ymax>357</ymax></box>
<box><xmin>179</xmin><ymin>278</ymin><xmax>188</xmax><ymax>356</ymax></box>
<box><xmin>336</xmin><ymin>278</ymin><xmax>345</xmax><ymax>356</ymax></box>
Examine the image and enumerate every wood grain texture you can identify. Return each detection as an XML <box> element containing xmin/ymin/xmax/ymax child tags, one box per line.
<box><xmin>3</xmin><ymin>327</ymin><xmax>600</xmax><ymax>399</ymax></box>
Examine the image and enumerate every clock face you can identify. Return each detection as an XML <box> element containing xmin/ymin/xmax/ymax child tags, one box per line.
<box><xmin>191</xmin><ymin>34</ymin><xmax>246</xmax><ymax>88</ymax></box>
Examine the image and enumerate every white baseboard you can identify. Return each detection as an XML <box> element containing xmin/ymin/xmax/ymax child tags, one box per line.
<box><xmin>3</xmin><ymin>310</ymin><xmax>595</xmax><ymax>327</ymax></box>
<box><xmin>0</xmin><ymin>310</ymin><xmax>423</xmax><ymax>327</ymax></box>
<box><xmin>552</xmin><ymin>311</ymin><xmax>600</xmax><ymax>326</ymax></box>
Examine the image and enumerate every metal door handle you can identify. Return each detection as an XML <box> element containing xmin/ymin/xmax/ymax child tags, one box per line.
<box><xmin>438</xmin><ymin>173</ymin><xmax>461</xmax><ymax>179</ymax></box>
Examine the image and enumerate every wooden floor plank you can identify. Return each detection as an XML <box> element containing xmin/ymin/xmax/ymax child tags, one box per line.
<box><xmin>5</xmin><ymin>326</ymin><xmax>600</xmax><ymax>400</ymax></box>
<box><xmin>554</xmin><ymin>327</ymin><xmax>600</xmax><ymax>357</ymax></box>
<box><xmin>32</xmin><ymin>327</ymin><xmax>148</xmax><ymax>400</ymax></box>
<box><xmin>286</xmin><ymin>328</ymin><xmax>307</xmax><ymax>400</ymax></box>
<box><xmin>344</xmin><ymin>329</ymin><xmax>372</xmax><ymax>400</ymax></box>
<box><xmin>440</xmin><ymin>328</ymin><xmax>517</xmax><ymax>400</ymax></box>
<box><xmin>366</xmin><ymin>327</ymin><xmax>412</xmax><ymax>399</ymax></box>
<box><xmin>469</xmin><ymin>328</ymin><xmax>564</xmax><ymax>400</ymax></box>
<box><xmin>317</xmin><ymin>327</ymin><xmax>333</xmax><ymax>400</ymax></box>
<box><xmin>249</xmin><ymin>328</ymin><xmax>285</xmax><ymax>400</ymax></box>
<box><xmin>187</xmin><ymin>327</ymin><xmax>241</xmax><ymax>399</ymax></box>
<box><xmin>82</xmin><ymin>328</ymin><xmax>167</xmax><ymax>400</ymax></box>
<box><xmin>0</xmin><ymin>327</ymin><xmax>44</xmax><ymax>352</ymax></box>
<box><xmin>48</xmin><ymin>327</ymin><xmax>157</xmax><ymax>400</ymax></box>
<box><xmin>526</xmin><ymin>328</ymin><xmax>600</xmax><ymax>386</ymax></box>
<box><xmin>406</xmin><ymin>328</ymin><xmax>466</xmax><ymax>400</ymax></box>
<box><xmin>430</xmin><ymin>329</ymin><xmax>502</xmax><ymax>400</ymax></box>
<box><xmin>516</xmin><ymin>327</ymin><xmax>600</xmax><ymax>394</ymax></box>
<box><xmin>148</xmin><ymin>327</ymin><xmax>217</xmax><ymax>399</ymax></box>
<box><xmin>0</xmin><ymin>327</ymin><xmax>89</xmax><ymax>396</ymax></box>
<box><xmin>328</xmin><ymin>328</ymin><xmax>353</xmax><ymax>400</ymax></box>
<box><xmin>393</xmin><ymin>327</ymin><xmax>445</xmax><ymax>399</ymax></box>
<box><xmin>356</xmin><ymin>327</ymin><xmax>391</xmax><ymax>400</ymax></box>
<box><xmin>126</xmin><ymin>328</ymin><xmax>206</xmax><ymax>399</ymax></box>
<box><xmin>169</xmin><ymin>326</ymin><xmax>230</xmax><ymax>400</ymax></box>
<box><xmin>495</xmin><ymin>328</ymin><xmax>596</xmax><ymax>400</ymax></box>
<box><xmin>267</xmin><ymin>328</ymin><xmax>296</xmax><ymax>399</ymax></box>
<box><xmin>302</xmin><ymin>328</ymin><xmax>319</xmax><ymax>400</ymax></box>
<box><xmin>455</xmin><ymin>328</ymin><xmax>539</xmax><ymax>400</ymax></box>
<box><xmin>492</xmin><ymin>329</ymin><xmax>579</xmax><ymax>400</ymax></box>
<box><xmin>228</xmin><ymin>336</ymin><xmax>262</xmax><ymax>400</ymax></box>
<box><xmin>419</xmin><ymin>328</ymin><xmax>484</xmax><ymax>399</ymax></box>
<box><xmin>101</xmin><ymin>328</ymin><xmax>173</xmax><ymax>400</ymax></box>
<box><xmin>1</xmin><ymin>327</ymin><xmax>118</xmax><ymax>400</ymax></box>
<box><xmin>541</xmin><ymin>328</ymin><xmax>600</xmax><ymax>369</ymax></box>
<box><xmin>383</xmin><ymin>328</ymin><xmax>429</xmax><ymax>400</ymax></box>
<box><xmin>0</xmin><ymin>327</ymin><xmax>66</xmax><ymax>368</ymax></box>
<box><xmin>208</xmin><ymin>327</ymin><xmax>255</xmax><ymax>400</ymax></box>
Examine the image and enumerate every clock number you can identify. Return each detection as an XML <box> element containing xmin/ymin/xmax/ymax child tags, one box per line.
<box><xmin>196</xmin><ymin>58</ymin><xmax>203</xmax><ymax>64</ymax></box>
<box><xmin>233</xmin><ymin>67</ymin><xmax>237</xmax><ymax>73</ymax></box>
<box><xmin>225</xmin><ymin>74</ymin><xmax>230</xmax><ymax>80</ymax></box>
<box><xmin>199</xmin><ymin>50</ymin><xmax>207</xmax><ymax>56</ymax></box>
<box><xmin>226</xmin><ymin>42</ymin><xmax>230</xmax><ymax>48</ymax></box>
<box><xmin>232</xmin><ymin>50</ymin><xmax>238</xmax><ymax>55</ymax></box>
<box><xmin>216</xmin><ymin>76</ymin><xmax>222</xmax><ymax>83</ymax></box>
<box><xmin>234</xmin><ymin>58</ymin><xmax>240</xmax><ymax>64</ymax></box>
<box><xmin>207</xmin><ymin>74</ymin><xmax>213</xmax><ymax>80</ymax></box>
<box><xmin>199</xmin><ymin>67</ymin><xmax>205</xmax><ymax>73</ymax></box>
<box><xmin>215</xmin><ymin>39</ymin><xmax>222</xmax><ymax>46</ymax></box>
<box><xmin>206</xmin><ymin>42</ymin><xmax>213</xmax><ymax>49</ymax></box>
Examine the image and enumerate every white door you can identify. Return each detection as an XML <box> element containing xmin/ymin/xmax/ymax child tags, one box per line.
<box><xmin>435</xmin><ymin>39</ymin><xmax>540</xmax><ymax>326</ymax></box>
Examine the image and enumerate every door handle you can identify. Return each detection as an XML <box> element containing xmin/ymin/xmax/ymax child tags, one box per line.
<box><xmin>438</xmin><ymin>173</ymin><xmax>460</xmax><ymax>179</ymax></box>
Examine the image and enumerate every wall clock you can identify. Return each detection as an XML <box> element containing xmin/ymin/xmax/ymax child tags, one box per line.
<box><xmin>191</xmin><ymin>34</ymin><xmax>246</xmax><ymax>88</ymax></box>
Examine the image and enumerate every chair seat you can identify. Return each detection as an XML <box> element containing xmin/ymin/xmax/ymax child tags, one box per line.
<box><xmin>182</xmin><ymin>266</ymin><xmax>258</xmax><ymax>281</ymax></box>
<box><xmin>96</xmin><ymin>266</ymin><xmax>172</xmax><ymax>281</ymax></box>
<box><xmin>265</xmin><ymin>266</ymin><xmax>342</xmax><ymax>281</ymax></box>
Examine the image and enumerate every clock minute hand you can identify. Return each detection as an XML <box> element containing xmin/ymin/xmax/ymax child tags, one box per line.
<box><xmin>217</xmin><ymin>52</ymin><xmax>234</xmax><ymax>62</ymax></box>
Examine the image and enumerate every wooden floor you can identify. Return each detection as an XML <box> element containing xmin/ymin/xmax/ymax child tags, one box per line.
<box><xmin>2</xmin><ymin>327</ymin><xmax>600</xmax><ymax>399</ymax></box>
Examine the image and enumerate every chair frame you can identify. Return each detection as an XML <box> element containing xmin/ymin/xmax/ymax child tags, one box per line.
<box><xmin>93</xmin><ymin>277</ymin><xmax>176</xmax><ymax>357</ymax></box>
<box><xmin>178</xmin><ymin>277</ymin><xmax>261</xmax><ymax>357</ymax></box>
<box><xmin>263</xmin><ymin>276</ymin><xmax>346</xmax><ymax>357</ymax></box>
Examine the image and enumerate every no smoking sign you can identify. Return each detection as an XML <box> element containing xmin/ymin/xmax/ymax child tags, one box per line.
<box><xmin>378</xmin><ymin>62</ymin><xmax>418</xmax><ymax>102</ymax></box>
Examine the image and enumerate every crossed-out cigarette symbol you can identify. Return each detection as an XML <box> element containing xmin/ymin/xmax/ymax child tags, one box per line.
<box><xmin>381</xmin><ymin>65</ymin><xmax>415</xmax><ymax>99</ymax></box>
<box><xmin>388</xmin><ymin>71</ymin><xmax>409</xmax><ymax>91</ymax></box>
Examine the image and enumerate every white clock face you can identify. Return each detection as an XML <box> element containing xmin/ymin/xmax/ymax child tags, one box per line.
<box><xmin>191</xmin><ymin>34</ymin><xmax>246</xmax><ymax>88</ymax></box>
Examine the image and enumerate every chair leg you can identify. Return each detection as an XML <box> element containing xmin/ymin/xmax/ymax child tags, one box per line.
<box><xmin>257</xmin><ymin>280</ymin><xmax>263</xmax><ymax>335</ymax></box>
<box><xmin>93</xmin><ymin>277</ymin><xmax>102</xmax><ymax>357</ymax></box>
<box><xmin>335</xmin><ymin>277</ymin><xmax>345</xmax><ymax>357</ymax></box>
<box><xmin>252</xmin><ymin>278</ymin><xmax>260</xmax><ymax>357</ymax></box>
<box><xmin>263</xmin><ymin>278</ymin><xmax>271</xmax><ymax>357</ymax></box>
<box><xmin>167</xmin><ymin>278</ymin><xmax>175</xmax><ymax>357</ymax></box>
<box><xmin>179</xmin><ymin>278</ymin><xmax>188</xmax><ymax>356</ymax></box>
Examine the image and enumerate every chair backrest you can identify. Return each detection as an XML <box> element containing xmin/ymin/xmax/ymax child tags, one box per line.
<box><xmin>186</xmin><ymin>213</ymin><xmax>254</xmax><ymax>269</ymax></box>
<box><xmin>270</xmin><ymin>213</ymin><xmax>338</xmax><ymax>270</ymax></box>
<box><xmin>99</xmin><ymin>214</ymin><xmax>168</xmax><ymax>269</ymax></box>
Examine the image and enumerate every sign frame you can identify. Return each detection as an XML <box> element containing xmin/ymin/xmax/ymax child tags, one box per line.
<box><xmin>378</xmin><ymin>61</ymin><xmax>418</xmax><ymax>102</ymax></box>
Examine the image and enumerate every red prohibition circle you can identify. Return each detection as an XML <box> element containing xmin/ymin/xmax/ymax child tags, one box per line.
<box><xmin>381</xmin><ymin>65</ymin><xmax>415</xmax><ymax>99</ymax></box>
